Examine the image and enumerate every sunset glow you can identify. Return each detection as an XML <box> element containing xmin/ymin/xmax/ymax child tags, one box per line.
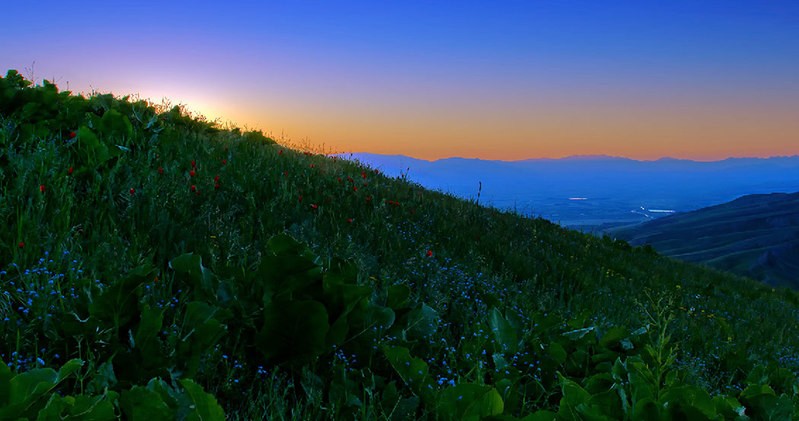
<box><xmin>2</xmin><ymin>1</ymin><xmax>797</xmax><ymax>160</ymax></box>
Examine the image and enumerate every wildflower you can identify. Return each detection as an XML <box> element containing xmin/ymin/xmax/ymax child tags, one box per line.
<box><xmin>310</xmin><ymin>203</ymin><xmax>318</xmax><ymax>210</ymax></box>
<box><xmin>18</xmin><ymin>241</ymin><xmax>25</xmax><ymax>248</ymax></box>
<box><xmin>129</xmin><ymin>188</ymin><xmax>135</xmax><ymax>195</ymax></box>
<box><xmin>67</xmin><ymin>166</ymin><xmax>73</xmax><ymax>175</ymax></box>
<box><xmin>214</xmin><ymin>175</ymin><xmax>220</xmax><ymax>183</ymax></box>
<box><xmin>278</xmin><ymin>149</ymin><xmax>283</xmax><ymax>156</ymax></box>
<box><xmin>214</xmin><ymin>183</ymin><xmax>220</xmax><ymax>190</ymax></box>
<box><xmin>158</xmin><ymin>167</ymin><xmax>164</xmax><ymax>174</ymax></box>
<box><xmin>221</xmin><ymin>159</ymin><xmax>227</xmax><ymax>165</ymax></box>
<box><xmin>353</xmin><ymin>186</ymin><xmax>358</xmax><ymax>192</ymax></box>
<box><xmin>191</xmin><ymin>160</ymin><xmax>196</xmax><ymax>168</ymax></box>
<box><xmin>426</xmin><ymin>250</ymin><xmax>433</xmax><ymax>257</ymax></box>
<box><xmin>361</xmin><ymin>171</ymin><xmax>367</xmax><ymax>179</ymax></box>
<box><xmin>189</xmin><ymin>169</ymin><xmax>196</xmax><ymax>177</ymax></box>
<box><xmin>39</xmin><ymin>184</ymin><xmax>46</xmax><ymax>193</ymax></box>
<box><xmin>68</xmin><ymin>131</ymin><xmax>76</xmax><ymax>138</ymax></box>
<box><xmin>347</xmin><ymin>218</ymin><xmax>353</xmax><ymax>224</ymax></box>
<box><xmin>190</xmin><ymin>185</ymin><xmax>197</xmax><ymax>192</ymax></box>
<box><xmin>310</xmin><ymin>164</ymin><xmax>315</xmax><ymax>168</ymax></box>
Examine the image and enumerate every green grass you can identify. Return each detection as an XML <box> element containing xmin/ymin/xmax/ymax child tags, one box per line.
<box><xmin>3</xmin><ymin>69</ymin><xmax>799</xmax><ymax>419</ymax></box>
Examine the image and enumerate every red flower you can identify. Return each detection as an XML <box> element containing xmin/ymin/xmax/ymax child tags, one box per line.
<box><xmin>310</xmin><ymin>164</ymin><xmax>315</xmax><ymax>168</ymax></box>
<box><xmin>214</xmin><ymin>183</ymin><xmax>220</xmax><ymax>190</ymax></box>
<box><xmin>337</xmin><ymin>177</ymin><xmax>342</xmax><ymax>183</ymax></box>
<box><xmin>68</xmin><ymin>131</ymin><xmax>76</xmax><ymax>138</ymax></box>
<box><xmin>191</xmin><ymin>160</ymin><xmax>196</xmax><ymax>168</ymax></box>
<box><xmin>189</xmin><ymin>170</ymin><xmax>196</xmax><ymax>177</ymax></box>
<box><xmin>310</xmin><ymin>203</ymin><xmax>318</xmax><ymax>210</ymax></box>
<box><xmin>214</xmin><ymin>175</ymin><xmax>220</xmax><ymax>183</ymax></box>
<box><xmin>278</xmin><ymin>149</ymin><xmax>283</xmax><ymax>156</ymax></box>
<box><xmin>68</xmin><ymin>166</ymin><xmax>73</xmax><ymax>175</ymax></box>
<box><xmin>361</xmin><ymin>171</ymin><xmax>367</xmax><ymax>179</ymax></box>
<box><xmin>347</xmin><ymin>218</ymin><xmax>353</xmax><ymax>224</ymax></box>
<box><xmin>18</xmin><ymin>241</ymin><xmax>24</xmax><ymax>248</ymax></box>
<box><xmin>221</xmin><ymin>159</ymin><xmax>227</xmax><ymax>165</ymax></box>
<box><xmin>158</xmin><ymin>167</ymin><xmax>164</xmax><ymax>174</ymax></box>
<box><xmin>347</xmin><ymin>176</ymin><xmax>354</xmax><ymax>183</ymax></box>
<box><xmin>129</xmin><ymin>187</ymin><xmax>135</xmax><ymax>195</ymax></box>
<box><xmin>426</xmin><ymin>250</ymin><xmax>433</xmax><ymax>257</ymax></box>
<box><xmin>39</xmin><ymin>184</ymin><xmax>46</xmax><ymax>193</ymax></box>
<box><xmin>190</xmin><ymin>185</ymin><xmax>197</xmax><ymax>192</ymax></box>
<box><xmin>353</xmin><ymin>186</ymin><xmax>358</xmax><ymax>192</ymax></box>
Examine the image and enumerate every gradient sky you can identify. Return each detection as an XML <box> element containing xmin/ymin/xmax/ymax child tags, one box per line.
<box><xmin>2</xmin><ymin>1</ymin><xmax>798</xmax><ymax>160</ymax></box>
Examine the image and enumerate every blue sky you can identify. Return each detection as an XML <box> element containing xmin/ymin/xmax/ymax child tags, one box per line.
<box><xmin>2</xmin><ymin>1</ymin><xmax>798</xmax><ymax>159</ymax></box>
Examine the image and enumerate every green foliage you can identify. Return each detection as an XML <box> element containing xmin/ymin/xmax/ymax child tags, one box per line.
<box><xmin>3</xmin><ymin>69</ymin><xmax>799</xmax><ymax>419</ymax></box>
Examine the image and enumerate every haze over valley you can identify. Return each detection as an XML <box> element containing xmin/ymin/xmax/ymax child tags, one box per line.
<box><xmin>348</xmin><ymin>153</ymin><xmax>799</xmax><ymax>229</ymax></box>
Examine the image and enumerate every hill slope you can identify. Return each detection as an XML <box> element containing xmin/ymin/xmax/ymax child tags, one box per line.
<box><xmin>608</xmin><ymin>192</ymin><xmax>799</xmax><ymax>288</ymax></box>
<box><xmin>3</xmin><ymin>70</ymin><xmax>799</xmax><ymax>419</ymax></box>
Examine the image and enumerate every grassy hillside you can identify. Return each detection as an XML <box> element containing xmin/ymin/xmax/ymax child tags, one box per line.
<box><xmin>3</xmin><ymin>69</ymin><xmax>799</xmax><ymax>419</ymax></box>
<box><xmin>608</xmin><ymin>192</ymin><xmax>799</xmax><ymax>288</ymax></box>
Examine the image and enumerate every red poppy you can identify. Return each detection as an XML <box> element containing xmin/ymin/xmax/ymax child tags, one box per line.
<box><xmin>310</xmin><ymin>164</ymin><xmax>315</xmax><ymax>168</ymax></box>
<box><xmin>68</xmin><ymin>166</ymin><xmax>73</xmax><ymax>175</ymax></box>
<box><xmin>346</xmin><ymin>218</ymin><xmax>353</xmax><ymax>224</ymax></box>
<box><xmin>353</xmin><ymin>186</ymin><xmax>358</xmax><ymax>192</ymax></box>
<box><xmin>190</xmin><ymin>185</ymin><xmax>197</xmax><ymax>192</ymax></box>
<box><xmin>310</xmin><ymin>203</ymin><xmax>318</xmax><ymax>210</ymax></box>
<box><xmin>129</xmin><ymin>188</ymin><xmax>135</xmax><ymax>195</ymax></box>
<box><xmin>189</xmin><ymin>170</ymin><xmax>196</xmax><ymax>177</ymax></box>
<box><xmin>39</xmin><ymin>184</ymin><xmax>46</xmax><ymax>193</ymax></box>
<box><xmin>222</xmin><ymin>159</ymin><xmax>227</xmax><ymax>165</ymax></box>
<box><xmin>18</xmin><ymin>241</ymin><xmax>24</xmax><ymax>248</ymax></box>
<box><xmin>68</xmin><ymin>131</ymin><xmax>76</xmax><ymax>138</ymax></box>
<box><xmin>426</xmin><ymin>250</ymin><xmax>433</xmax><ymax>257</ymax></box>
<box><xmin>191</xmin><ymin>160</ymin><xmax>196</xmax><ymax>168</ymax></box>
<box><xmin>337</xmin><ymin>177</ymin><xmax>342</xmax><ymax>183</ymax></box>
<box><xmin>214</xmin><ymin>175</ymin><xmax>220</xmax><ymax>183</ymax></box>
<box><xmin>158</xmin><ymin>167</ymin><xmax>164</xmax><ymax>174</ymax></box>
<box><xmin>361</xmin><ymin>171</ymin><xmax>367</xmax><ymax>179</ymax></box>
<box><xmin>347</xmin><ymin>176</ymin><xmax>354</xmax><ymax>183</ymax></box>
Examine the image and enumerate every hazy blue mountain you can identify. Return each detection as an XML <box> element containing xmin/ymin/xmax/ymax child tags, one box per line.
<box><xmin>343</xmin><ymin>153</ymin><xmax>799</xmax><ymax>228</ymax></box>
<box><xmin>606</xmin><ymin>192</ymin><xmax>799</xmax><ymax>288</ymax></box>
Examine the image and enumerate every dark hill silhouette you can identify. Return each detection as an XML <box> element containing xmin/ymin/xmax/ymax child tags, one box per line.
<box><xmin>607</xmin><ymin>192</ymin><xmax>799</xmax><ymax>288</ymax></box>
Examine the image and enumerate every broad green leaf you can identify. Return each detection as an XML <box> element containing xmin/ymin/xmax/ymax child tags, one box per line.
<box><xmin>404</xmin><ymin>303</ymin><xmax>438</xmax><ymax>339</ymax></box>
<box><xmin>599</xmin><ymin>326</ymin><xmax>629</xmax><ymax>349</ymax></box>
<box><xmin>489</xmin><ymin>308</ymin><xmax>519</xmax><ymax>354</ymax></box>
<box><xmin>257</xmin><ymin>300</ymin><xmax>329</xmax><ymax>365</ymax></box>
<box><xmin>90</xmin><ymin>264</ymin><xmax>154</xmax><ymax>328</ymax></box>
<box><xmin>120</xmin><ymin>386</ymin><xmax>172</xmax><ymax>420</ymax></box>
<box><xmin>179</xmin><ymin>378</ymin><xmax>226</xmax><ymax>421</ymax></box>
<box><xmin>660</xmin><ymin>386</ymin><xmax>716</xmax><ymax>420</ymax></box>
<box><xmin>386</xmin><ymin>284</ymin><xmax>411</xmax><ymax>309</ymax></box>
<box><xmin>382</xmin><ymin>346</ymin><xmax>434</xmax><ymax>401</ymax></box>
<box><xmin>437</xmin><ymin>383</ymin><xmax>504</xmax><ymax>421</ymax></box>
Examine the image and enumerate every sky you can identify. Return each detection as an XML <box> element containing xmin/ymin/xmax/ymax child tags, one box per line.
<box><xmin>1</xmin><ymin>1</ymin><xmax>798</xmax><ymax>161</ymax></box>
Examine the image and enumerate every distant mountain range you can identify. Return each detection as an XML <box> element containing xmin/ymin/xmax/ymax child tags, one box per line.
<box><xmin>344</xmin><ymin>153</ymin><xmax>799</xmax><ymax>228</ymax></box>
<box><xmin>606</xmin><ymin>192</ymin><xmax>799</xmax><ymax>288</ymax></box>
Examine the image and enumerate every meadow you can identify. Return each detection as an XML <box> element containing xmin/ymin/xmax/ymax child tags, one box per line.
<box><xmin>2</xmin><ymin>69</ymin><xmax>799</xmax><ymax>419</ymax></box>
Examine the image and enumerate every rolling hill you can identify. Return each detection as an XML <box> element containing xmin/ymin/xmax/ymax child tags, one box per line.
<box><xmin>4</xmin><ymin>69</ymin><xmax>799</xmax><ymax>419</ymax></box>
<box><xmin>607</xmin><ymin>192</ymin><xmax>799</xmax><ymax>288</ymax></box>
